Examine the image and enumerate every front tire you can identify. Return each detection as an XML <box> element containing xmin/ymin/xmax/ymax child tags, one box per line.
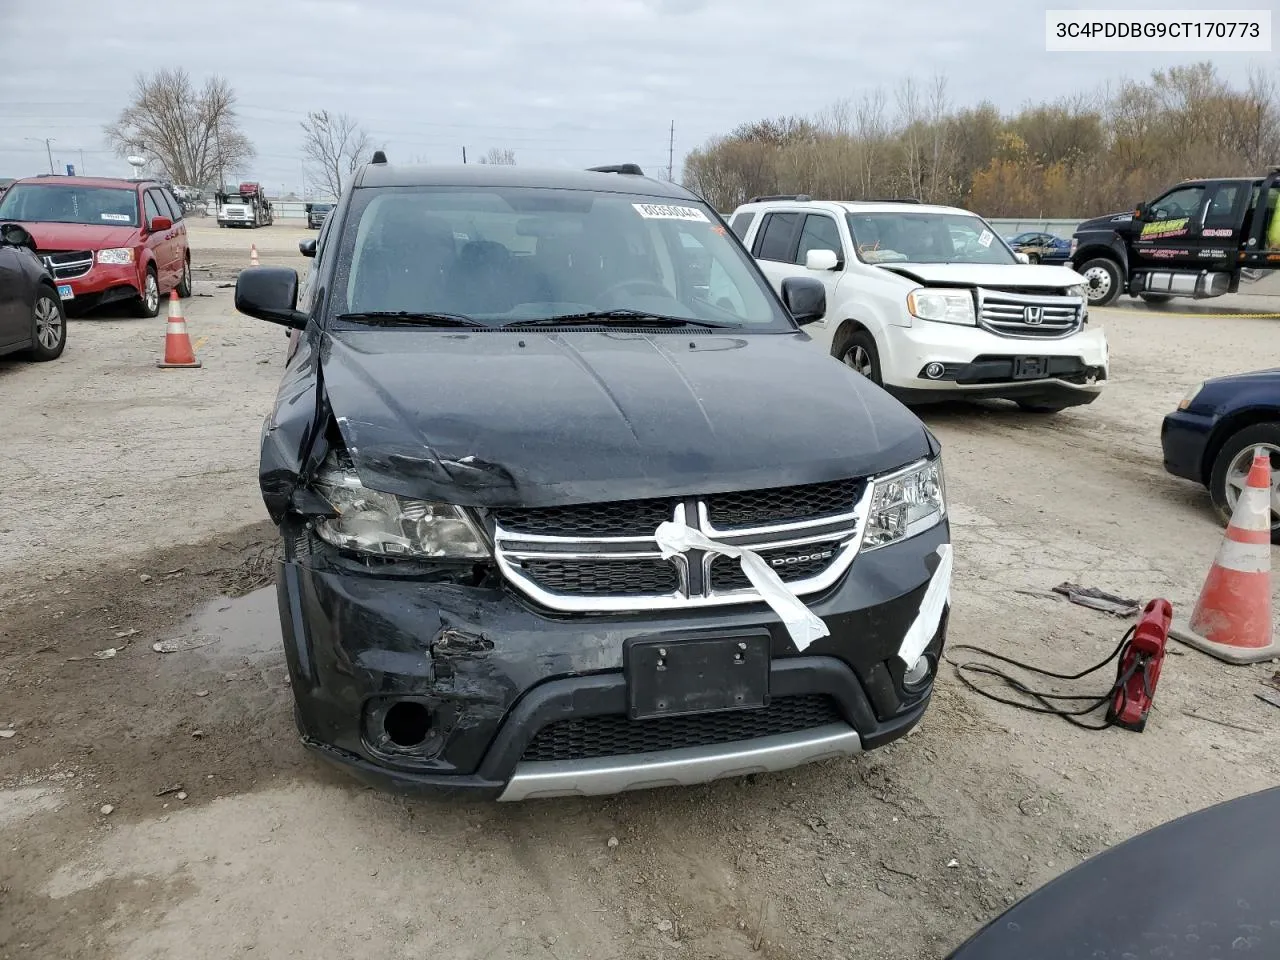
<box><xmin>26</xmin><ymin>288</ymin><xmax>66</xmax><ymax>361</ymax></box>
<box><xmin>176</xmin><ymin>257</ymin><xmax>193</xmax><ymax>298</ymax></box>
<box><xmin>832</xmin><ymin>327</ymin><xmax>882</xmax><ymax>387</ymax></box>
<box><xmin>1078</xmin><ymin>257</ymin><xmax>1123</xmax><ymax>307</ymax></box>
<box><xmin>1209</xmin><ymin>423</ymin><xmax>1280</xmax><ymax>543</ymax></box>
<box><xmin>134</xmin><ymin>267</ymin><xmax>160</xmax><ymax>318</ymax></box>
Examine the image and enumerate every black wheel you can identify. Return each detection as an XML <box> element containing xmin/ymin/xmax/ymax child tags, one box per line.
<box><xmin>134</xmin><ymin>266</ymin><xmax>160</xmax><ymax>318</ymax></box>
<box><xmin>1078</xmin><ymin>257</ymin><xmax>1122</xmax><ymax>307</ymax></box>
<box><xmin>832</xmin><ymin>326</ymin><xmax>882</xmax><ymax>386</ymax></box>
<box><xmin>26</xmin><ymin>287</ymin><xmax>66</xmax><ymax>361</ymax></box>
<box><xmin>1209</xmin><ymin>423</ymin><xmax>1280</xmax><ymax>543</ymax></box>
<box><xmin>176</xmin><ymin>257</ymin><xmax>193</xmax><ymax>299</ymax></box>
<box><xmin>1017</xmin><ymin>401</ymin><xmax>1068</xmax><ymax>414</ymax></box>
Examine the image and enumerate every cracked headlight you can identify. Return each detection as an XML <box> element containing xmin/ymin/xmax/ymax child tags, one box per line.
<box><xmin>906</xmin><ymin>289</ymin><xmax>975</xmax><ymax>325</ymax></box>
<box><xmin>862</xmin><ymin>458</ymin><xmax>947</xmax><ymax>551</ymax></box>
<box><xmin>96</xmin><ymin>247</ymin><xmax>135</xmax><ymax>264</ymax></box>
<box><xmin>311</xmin><ymin>459</ymin><xmax>490</xmax><ymax>559</ymax></box>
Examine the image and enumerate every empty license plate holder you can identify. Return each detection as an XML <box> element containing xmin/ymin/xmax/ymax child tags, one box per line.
<box><xmin>625</xmin><ymin>634</ymin><xmax>770</xmax><ymax>720</ymax></box>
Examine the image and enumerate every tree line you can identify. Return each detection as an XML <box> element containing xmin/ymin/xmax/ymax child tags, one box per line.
<box><xmin>682</xmin><ymin>63</ymin><xmax>1280</xmax><ymax>218</ymax></box>
<box><xmin>103</xmin><ymin>69</ymin><xmax>517</xmax><ymax>197</ymax></box>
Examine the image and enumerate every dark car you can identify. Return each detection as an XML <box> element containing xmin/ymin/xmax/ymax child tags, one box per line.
<box><xmin>305</xmin><ymin>202</ymin><xmax>333</xmax><ymax>229</ymax></box>
<box><xmin>1006</xmin><ymin>231</ymin><xmax>1071</xmax><ymax>264</ymax></box>
<box><xmin>0</xmin><ymin>222</ymin><xmax>67</xmax><ymax>362</ymax></box>
<box><xmin>947</xmin><ymin>787</ymin><xmax>1279</xmax><ymax>958</ymax></box>
<box><xmin>234</xmin><ymin>159</ymin><xmax>950</xmax><ymax>800</ymax></box>
<box><xmin>0</xmin><ymin>175</ymin><xmax>191</xmax><ymax>317</ymax></box>
<box><xmin>1162</xmin><ymin>369</ymin><xmax>1280</xmax><ymax>540</ymax></box>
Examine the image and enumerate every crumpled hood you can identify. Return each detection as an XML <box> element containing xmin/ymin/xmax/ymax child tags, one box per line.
<box><xmin>879</xmin><ymin>262</ymin><xmax>1086</xmax><ymax>288</ymax></box>
<box><xmin>318</xmin><ymin>329</ymin><xmax>932</xmax><ymax>507</ymax></box>
<box><xmin>16</xmin><ymin>221</ymin><xmax>139</xmax><ymax>251</ymax></box>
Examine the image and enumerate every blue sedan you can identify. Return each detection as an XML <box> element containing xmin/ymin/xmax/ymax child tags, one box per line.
<box><xmin>1161</xmin><ymin>368</ymin><xmax>1280</xmax><ymax>541</ymax></box>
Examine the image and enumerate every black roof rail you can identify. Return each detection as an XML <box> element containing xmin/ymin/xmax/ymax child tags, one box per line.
<box><xmin>748</xmin><ymin>194</ymin><xmax>811</xmax><ymax>203</ymax></box>
<box><xmin>849</xmin><ymin>197</ymin><xmax>922</xmax><ymax>204</ymax></box>
<box><xmin>371</xmin><ymin>150</ymin><xmax>387</xmax><ymax>164</ymax></box>
<box><xmin>587</xmin><ymin>163</ymin><xmax>645</xmax><ymax>175</ymax></box>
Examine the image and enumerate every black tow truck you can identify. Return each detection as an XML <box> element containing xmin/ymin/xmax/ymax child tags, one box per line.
<box><xmin>1071</xmin><ymin>167</ymin><xmax>1280</xmax><ymax>306</ymax></box>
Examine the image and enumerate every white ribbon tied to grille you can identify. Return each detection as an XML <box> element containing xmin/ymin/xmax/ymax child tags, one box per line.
<box><xmin>654</xmin><ymin>521</ymin><xmax>831</xmax><ymax>651</ymax></box>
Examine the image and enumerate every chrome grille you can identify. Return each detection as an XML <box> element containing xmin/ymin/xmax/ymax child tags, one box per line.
<box><xmin>977</xmin><ymin>288</ymin><xmax>1083</xmax><ymax>339</ymax></box>
<box><xmin>494</xmin><ymin>481</ymin><xmax>870</xmax><ymax>613</ymax></box>
<box><xmin>41</xmin><ymin>250</ymin><xmax>93</xmax><ymax>280</ymax></box>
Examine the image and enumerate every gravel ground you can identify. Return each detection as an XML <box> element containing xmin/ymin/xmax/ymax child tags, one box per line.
<box><xmin>2</xmin><ymin>221</ymin><xmax>1279</xmax><ymax>960</ymax></box>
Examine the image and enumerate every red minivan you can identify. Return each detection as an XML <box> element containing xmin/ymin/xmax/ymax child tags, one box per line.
<box><xmin>0</xmin><ymin>175</ymin><xmax>191</xmax><ymax>317</ymax></box>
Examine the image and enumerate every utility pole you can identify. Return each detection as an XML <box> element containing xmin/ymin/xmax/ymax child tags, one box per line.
<box><xmin>26</xmin><ymin>137</ymin><xmax>55</xmax><ymax>174</ymax></box>
<box><xmin>667</xmin><ymin>122</ymin><xmax>675</xmax><ymax>181</ymax></box>
<box><xmin>79</xmin><ymin>149</ymin><xmax>86</xmax><ymax>176</ymax></box>
<box><xmin>214</xmin><ymin>117</ymin><xmax>223</xmax><ymax>192</ymax></box>
<box><xmin>462</xmin><ymin>146</ymin><xmax>467</xmax><ymax>165</ymax></box>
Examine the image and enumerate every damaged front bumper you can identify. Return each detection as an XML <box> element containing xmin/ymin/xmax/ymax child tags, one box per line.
<box><xmin>274</xmin><ymin>519</ymin><xmax>949</xmax><ymax>800</ymax></box>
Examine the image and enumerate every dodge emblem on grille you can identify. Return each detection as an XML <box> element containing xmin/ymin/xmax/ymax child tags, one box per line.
<box><xmin>770</xmin><ymin>549</ymin><xmax>834</xmax><ymax>567</ymax></box>
<box><xmin>1024</xmin><ymin>306</ymin><xmax>1044</xmax><ymax>324</ymax></box>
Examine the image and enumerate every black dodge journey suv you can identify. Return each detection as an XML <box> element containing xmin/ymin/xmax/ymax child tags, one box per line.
<box><xmin>234</xmin><ymin>156</ymin><xmax>951</xmax><ymax>800</ymax></box>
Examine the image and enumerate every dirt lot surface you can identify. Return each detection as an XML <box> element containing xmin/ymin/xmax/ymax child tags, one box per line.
<box><xmin>3</xmin><ymin>221</ymin><xmax>1279</xmax><ymax>960</ymax></box>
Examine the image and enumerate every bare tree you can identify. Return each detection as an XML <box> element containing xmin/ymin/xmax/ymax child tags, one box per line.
<box><xmin>300</xmin><ymin>110</ymin><xmax>374</xmax><ymax>198</ymax></box>
<box><xmin>104</xmin><ymin>69</ymin><xmax>253</xmax><ymax>189</ymax></box>
<box><xmin>478</xmin><ymin>147</ymin><xmax>516</xmax><ymax>165</ymax></box>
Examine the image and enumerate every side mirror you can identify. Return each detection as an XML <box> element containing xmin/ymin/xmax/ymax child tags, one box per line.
<box><xmin>148</xmin><ymin>215</ymin><xmax>173</xmax><ymax>233</ymax></box>
<box><xmin>1015</xmin><ymin>252</ymin><xmax>1031</xmax><ymax>264</ymax></box>
<box><xmin>299</xmin><ymin>238</ymin><xmax>317</xmax><ymax>258</ymax></box>
<box><xmin>0</xmin><ymin>222</ymin><xmax>36</xmax><ymax>251</ymax></box>
<box><xmin>805</xmin><ymin>248</ymin><xmax>840</xmax><ymax>271</ymax></box>
<box><xmin>781</xmin><ymin>276</ymin><xmax>826</xmax><ymax>325</ymax></box>
<box><xmin>235</xmin><ymin>266</ymin><xmax>307</xmax><ymax>329</ymax></box>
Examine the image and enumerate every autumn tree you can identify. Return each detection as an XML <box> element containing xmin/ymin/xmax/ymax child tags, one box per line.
<box><xmin>104</xmin><ymin>69</ymin><xmax>254</xmax><ymax>189</ymax></box>
<box><xmin>300</xmin><ymin>110</ymin><xmax>374</xmax><ymax>199</ymax></box>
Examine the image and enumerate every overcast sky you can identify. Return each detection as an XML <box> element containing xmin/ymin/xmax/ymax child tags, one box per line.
<box><xmin>0</xmin><ymin>0</ymin><xmax>1273</xmax><ymax>193</ymax></box>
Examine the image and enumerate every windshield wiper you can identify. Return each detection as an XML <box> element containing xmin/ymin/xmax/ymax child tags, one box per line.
<box><xmin>503</xmin><ymin>310</ymin><xmax>733</xmax><ymax>330</ymax></box>
<box><xmin>335</xmin><ymin>311</ymin><xmax>487</xmax><ymax>328</ymax></box>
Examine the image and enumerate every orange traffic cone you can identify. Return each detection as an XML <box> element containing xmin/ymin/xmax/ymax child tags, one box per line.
<box><xmin>1171</xmin><ymin>448</ymin><xmax>1276</xmax><ymax>663</ymax></box>
<box><xmin>156</xmin><ymin>291</ymin><xmax>202</xmax><ymax>369</ymax></box>
<box><xmin>250</xmin><ymin>243</ymin><xmax>260</xmax><ymax>267</ymax></box>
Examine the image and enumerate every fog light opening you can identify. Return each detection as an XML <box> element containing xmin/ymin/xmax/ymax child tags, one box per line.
<box><xmin>903</xmin><ymin>655</ymin><xmax>932</xmax><ymax>689</ymax></box>
<box><xmin>924</xmin><ymin>362</ymin><xmax>945</xmax><ymax>380</ymax></box>
<box><xmin>383</xmin><ymin>701</ymin><xmax>432</xmax><ymax>748</ymax></box>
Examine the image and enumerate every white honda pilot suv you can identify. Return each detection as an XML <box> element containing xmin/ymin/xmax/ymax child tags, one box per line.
<box><xmin>728</xmin><ymin>197</ymin><xmax>1109</xmax><ymax>412</ymax></box>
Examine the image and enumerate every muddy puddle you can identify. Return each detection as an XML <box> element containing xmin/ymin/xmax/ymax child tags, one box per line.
<box><xmin>157</xmin><ymin>587</ymin><xmax>281</xmax><ymax>660</ymax></box>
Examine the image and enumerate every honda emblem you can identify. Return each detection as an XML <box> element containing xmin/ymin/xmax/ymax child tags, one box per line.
<box><xmin>1024</xmin><ymin>306</ymin><xmax>1044</xmax><ymax>324</ymax></box>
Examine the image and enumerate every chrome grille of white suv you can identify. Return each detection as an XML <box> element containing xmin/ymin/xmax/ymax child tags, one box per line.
<box><xmin>977</xmin><ymin>288</ymin><xmax>1083</xmax><ymax>339</ymax></box>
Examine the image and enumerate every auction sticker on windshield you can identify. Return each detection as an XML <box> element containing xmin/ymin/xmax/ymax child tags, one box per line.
<box><xmin>633</xmin><ymin>203</ymin><xmax>710</xmax><ymax>222</ymax></box>
<box><xmin>978</xmin><ymin>230</ymin><xmax>994</xmax><ymax>248</ymax></box>
<box><xmin>101</xmin><ymin>213</ymin><xmax>131</xmax><ymax>222</ymax></box>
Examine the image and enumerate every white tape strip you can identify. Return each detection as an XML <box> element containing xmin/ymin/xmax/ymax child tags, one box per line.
<box><xmin>654</xmin><ymin>521</ymin><xmax>830</xmax><ymax>651</ymax></box>
<box><xmin>897</xmin><ymin>544</ymin><xmax>953</xmax><ymax>667</ymax></box>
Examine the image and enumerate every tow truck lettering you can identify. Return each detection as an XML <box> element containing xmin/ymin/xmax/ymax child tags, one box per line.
<box><xmin>1198</xmin><ymin>249</ymin><xmax>1229</xmax><ymax>259</ymax></box>
<box><xmin>1203</xmin><ymin>228</ymin><xmax>1234</xmax><ymax>238</ymax></box>
<box><xmin>1140</xmin><ymin>218</ymin><xmax>1189</xmax><ymax>240</ymax></box>
<box><xmin>1143</xmin><ymin>248</ymin><xmax>1181</xmax><ymax>259</ymax></box>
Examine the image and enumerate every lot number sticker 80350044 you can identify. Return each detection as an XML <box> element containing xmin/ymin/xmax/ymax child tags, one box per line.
<box><xmin>632</xmin><ymin>203</ymin><xmax>710</xmax><ymax>222</ymax></box>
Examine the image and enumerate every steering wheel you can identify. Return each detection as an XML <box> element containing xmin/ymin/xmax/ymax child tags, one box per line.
<box><xmin>598</xmin><ymin>279</ymin><xmax>673</xmax><ymax>303</ymax></box>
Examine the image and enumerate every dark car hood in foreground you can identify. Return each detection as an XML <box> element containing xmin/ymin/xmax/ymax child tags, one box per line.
<box><xmin>1075</xmin><ymin>210</ymin><xmax>1133</xmax><ymax>233</ymax></box>
<box><xmin>318</xmin><ymin>329</ymin><xmax>931</xmax><ymax>507</ymax></box>
<box><xmin>948</xmin><ymin>787</ymin><xmax>1280</xmax><ymax>959</ymax></box>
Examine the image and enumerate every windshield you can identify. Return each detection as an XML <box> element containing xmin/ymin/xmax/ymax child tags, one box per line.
<box><xmin>846</xmin><ymin>211</ymin><xmax>1017</xmax><ymax>265</ymax></box>
<box><xmin>0</xmin><ymin>184</ymin><xmax>139</xmax><ymax>227</ymax></box>
<box><xmin>332</xmin><ymin>186</ymin><xmax>790</xmax><ymax>329</ymax></box>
